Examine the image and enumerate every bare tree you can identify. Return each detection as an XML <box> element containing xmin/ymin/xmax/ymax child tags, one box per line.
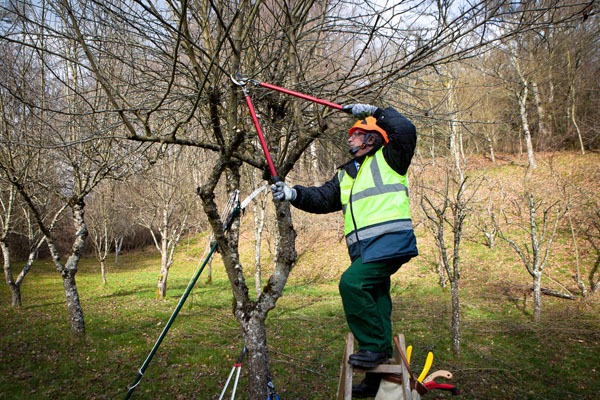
<box><xmin>4</xmin><ymin>0</ymin><xmax>595</xmax><ymax>396</ymax></box>
<box><xmin>132</xmin><ymin>147</ymin><xmax>199</xmax><ymax>300</ymax></box>
<box><xmin>586</xmin><ymin>205</ymin><xmax>600</xmax><ymax>294</ymax></box>
<box><xmin>420</xmin><ymin>163</ymin><xmax>479</xmax><ymax>357</ymax></box>
<box><xmin>498</xmin><ymin>190</ymin><xmax>567</xmax><ymax>321</ymax></box>
<box><xmin>566</xmin><ymin>49</ymin><xmax>586</xmax><ymax>155</ymax></box>
<box><xmin>0</xmin><ymin>12</ymin><xmax>68</xmax><ymax>307</ymax></box>
<box><xmin>474</xmin><ymin>178</ymin><xmax>502</xmax><ymax>249</ymax></box>
<box><xmin>511</xmin><ymin>52</ymin><xmax>537</xmax><ymax>169</ymax></box>
<box><xmin>87</xmin><ymin>181</ymin><xmax>121</xmax><ymax>285</ymax></box>
<box><xmin>0</xmin><ymin>181</ymin><xmax>67</xmax><ymax>306</ymax></box>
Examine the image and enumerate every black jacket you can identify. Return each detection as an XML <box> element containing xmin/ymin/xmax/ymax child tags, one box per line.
<box><xmin>291</xmin><ymin>107</ymin><xmax>417</xmax><ymax>213</ymax></box>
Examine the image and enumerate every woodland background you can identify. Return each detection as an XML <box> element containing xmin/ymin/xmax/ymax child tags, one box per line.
<box><xmin>1</xmin><ymin>1</ymin><xmax>599</xmax><ymax>399</ymax></box>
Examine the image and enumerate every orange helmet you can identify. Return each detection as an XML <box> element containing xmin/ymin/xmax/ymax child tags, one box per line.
<box><xmin>348</xmin><ymin>117</ymin><xmax>389</xmax><ymax>144</ymax></box>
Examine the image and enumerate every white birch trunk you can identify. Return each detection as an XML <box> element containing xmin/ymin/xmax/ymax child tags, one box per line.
<box><xmin>512</xmin><ymin>54</ymin><xmax>537</xmax><ymax>169</ymax></box>
<box><xmin>531</xmin><ymin>80</ymin><xmax>549</xmax><ymax>142</ymax></box>
<box><xmin>114</xmin><ymin>236</ymin><xmax>123</xmax><ymax>265</ymax></box>
<box><xmin>567</xmin><ymin>50</ymin><xmax>585</xmax><ymax>155</ymax></box>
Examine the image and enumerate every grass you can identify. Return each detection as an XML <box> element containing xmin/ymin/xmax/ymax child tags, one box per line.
<box><xmin>1</xmin><ymin>242</ymin><xmax>598</xmax><ymax>400</ymax></box>
<box><xmin>1</xmin><ymin>152</ymin><xmax>599</xmax><ymax>399</ymax></box>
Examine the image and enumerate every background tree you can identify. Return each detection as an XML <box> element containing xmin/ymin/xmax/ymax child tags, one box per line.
<box><xmin>86</xmin><ymin>180</ymin><xmax>121</xmax><ymax>286</ymax></box>
<box><xmin>1</xmin><ymin>0</ymin><xmax>597</xmax><ymax>397</ymax></box>
<box><xmin>132</xmin><ymin>146</ymin><xmax>201</xmax><ymax>300</ymax></box>
<box><xmin>498</xmin><ymin>188</ymin><xmax>568</xmax><ymax>321</ymax></box>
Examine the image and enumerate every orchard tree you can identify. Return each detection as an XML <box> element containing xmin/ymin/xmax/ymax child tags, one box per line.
<box><xmin>4</xmin><ymin>0</ymin><xmax>594</xmax><ymax>396</ymax></box>
<box><xmin>131</xmin><ymin>146</ymin><xmax>201</xmax><ymax>300</ymax></box>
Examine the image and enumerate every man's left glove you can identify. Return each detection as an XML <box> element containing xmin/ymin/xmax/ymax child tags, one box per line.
<box><xmin>271</xmin><ymin>181</ymin><xmax>297</xmax><ymax>202</ymax></box>
<box><xmin>342</xmin><ymin>104</ymin><xmax>378</xmax><ymax>119</ymax></box>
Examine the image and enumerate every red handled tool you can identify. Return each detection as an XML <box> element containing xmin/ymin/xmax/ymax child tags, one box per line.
<box><xmin>231</xmin><ymin>72</ymin><xmax>352</xmax><ymax>183</ymax></box>
<box><xmin>256</xmin><ymin>80</ymin><xmax>343</xmax><ymax>110</ymax></box>
<box><xmin>231</xmin><ymin>73</ymin><xmax>280</xmax><ymax>182</ymax></box>
<box><xmin>231</xmin><ymin>71</ymin><xmax>347</xmax><ymax>111</ymax></box>
<box><xmin>423</xmin><ymin>381</ymin><xmax>460</xmax><ymax>395</ymax></box>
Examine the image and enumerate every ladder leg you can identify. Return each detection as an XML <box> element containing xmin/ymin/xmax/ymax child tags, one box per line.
<box><xmin>344</xmin><ymin>333</ymin><xmax>354</xmax><ymax>400</ymax></box>
<box><xmin>336</xmin><ymin>332</ymin><xmax>355</xmax><ymax>400</ymax></box>
<box><xmin>397</xmin><ymin>334</ymin><xmax>417</xmax><ymax>400</ymax></box>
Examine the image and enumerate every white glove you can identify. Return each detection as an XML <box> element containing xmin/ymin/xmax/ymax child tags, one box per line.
<box><xmin>271</xmin><ymin>181</ymin><xmax>297</xmax><ymax>202</ymax></box>
<box><xmin>342</xmin><ymin>104</ymin><xmax>378</xmax><ymax>119</ymax></box>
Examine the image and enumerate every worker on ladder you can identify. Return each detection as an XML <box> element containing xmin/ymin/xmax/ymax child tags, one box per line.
<box><xmin>272</xmin><ymin>103</ymin><xmax>419</xmax><ymax>398</ymax></box>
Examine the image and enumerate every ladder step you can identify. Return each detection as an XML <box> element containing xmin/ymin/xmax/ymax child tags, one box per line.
<box><xmin>353</xmin><ymin>363</ymin><xmax>404</xmax><ymax>374</ymax></box>
<box><xmin>337</xmin><ymin>332</ymin><xmax>416</xmax><ymax>400</ymax></box>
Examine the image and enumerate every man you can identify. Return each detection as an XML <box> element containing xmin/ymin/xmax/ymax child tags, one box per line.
<box><xmin>271</xmin><ymin>103</ymin><xmax>418</xmax><ymax>398</ymax></box>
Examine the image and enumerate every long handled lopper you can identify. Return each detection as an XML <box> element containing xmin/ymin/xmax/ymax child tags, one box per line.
<box><xmin>218</xmin><ymin>347</ymin><xmax>281</xmax><ymax>400</ymax></box>
<box><xmin>267</xmin><ymin>376</ymin><xmax>280</xmax><ymax>400</ymax></box>
<box><xmin>231</xmin><ymin>72</ymin><xmax>346</xmax><ymax>111</ymax></box>
<box><xmin>124</xmin><ymin>186</ymin><xmax>267</xmax><ymax>399</ymax></box>
<box><xmin>218</xmin><ymin>347</ymin><xmax>247</xmax><ymax>400</ymax></box>
<box><xmin>230</xmin><ymin>72</ymin><xmax>353</xmax><ymax>181</ymax></box>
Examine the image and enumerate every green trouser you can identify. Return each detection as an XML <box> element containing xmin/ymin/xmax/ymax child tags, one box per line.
<box><xmin>338</xmin><ymin>256</ymin><xmax>411</xmax><ymax>357</ymax></box>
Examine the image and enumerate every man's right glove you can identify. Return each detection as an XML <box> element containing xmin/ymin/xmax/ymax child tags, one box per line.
<box><xmin>271</xmin><ymin>181</ymin><xmax>297</xmax><ymax>202</ymax></box>
<box><xmin>342</xmin><ymin>103</ymin><xmax>378</xmax><ymax>119</ymax></box>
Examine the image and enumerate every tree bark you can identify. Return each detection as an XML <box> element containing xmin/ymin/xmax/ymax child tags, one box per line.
<box><xmin>567</xmin><ymin>50</ymin><xmax>585</xmax><ymax>155</ymax></box>
<box><xmin>242</xmin><ymin>313</ymin><xmax>270</xmax><ymax>397</ymax></box>
<box><xmin>47</xmin><ymin>200</ymin><xmax>88</xmax><ymax>336</ymax></box>
<box><xmin>253</xmin><ymin>198</ymin><xmax>267</xmax><ymax>297</ymax></box>
<box><xmin>451</xmin><ymin>279</ymin><xmax>461</xmax><ymax>357</ymax></box>
<box><xmin>512</xmin><ymin>54</ymin><xmax>537</xmax><ymax>169</ymax></box>
<box><xmin>157</xmin><ymin>224</ymin><xmax>170</xmax><ymax>300</ymax></box>
<box><xmin>532</xmin><ymin>271</ymin><xmax>542</xmax><ymax>322</ymax></box>
<box><xmin>517</xmin><ymin>82</ymin><xmax>536</xmax><ymax>169</ymax></box>
<box><xmin>531</xmin><ymin>80</ymin><xmax>550</xmax><ymax>147</ymax></box>
<box><xmin>114</xmin><ymin>236</ymin><xmax>123</xmax><ymax>266</ymax></box>
<box><xmin>100</xmin><ymin>259</ymin><xmax>107</xmax><ymax>286</ymax></box>
<box><xmin>1</xmin><ymin>242</ymin><xmax>21</xmax><ymax>307</ymax></box>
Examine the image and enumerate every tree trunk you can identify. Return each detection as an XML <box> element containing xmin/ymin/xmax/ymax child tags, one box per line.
<box><xmin>568</xmin><ymin>215</ymin><xmax>587</xmax><ymax>297</ymax></box>
<box><xmin>243</xmin><ymin>315</ymin><xmax>270</xmax><ymax>399</ymax></box>
<box><xmin>53</xmin><ymin>200</ymin><xmax>88</xmax><ymax>336</ymax></box>
<box><xmin>62</xmin><ymin>267</ymin><xmax>85</xmax><ymax>335</ymax></box>
<box><xmin>114</xmin><ymin>236</ymin><xmax>123</xmax><ymax>266</ymax></box>
<box><xmin>450</xmin><ymin>279</ymin><xmax>461</xmax><ymax>358</ymax></box>
<box><xmin>517</xmin><ymin>83</ymin><xmax>536</xmax><ymax>169</ymax></box>
<box><xmin>446</xmin><ymin>78</ymin><xmax>464</xmax><ymax>178</ymax></box>
<box><xmin>531</xmin><ymin>80</ymin><xmax>550</xmax><ymax>147</ymax></box>
<box><xmin>253</xmin><ymin>200</ymin><xmax>266</xmax><ymax>297</ymax></box>
<box><xmin>0</xmin><ymin>187</ymin><xmax>21</xmax><ymax>306</ymax></box>
<box><xmin>437</xmin><ymin>252</ymin><xmax>446</xmax><ymax>288</ymax></box>
<box><xmin>100</xmin><ymin>259</ymin><xmax>107</xmax><ymax>286</ymax></box>
<box><xmin>157</xmin><ymin>238</ymin><xmax>169</xmax><ymax>299</ymax></box>
<box><xmin>532</xmin><ymin>271</ymin><xmax>542</xmax><ymax>322</ymax></box>
<box><xmin>487</xmin><ymin>135</ymin><xmax>496</xmax><ymax>164</ymax></box>
<box><xmin>566</xmin><ymin>50</ymin><xmax>585</xmax><ymax>155</ymax></box>
<box><xmin>512</xmin><ymin>54</ymin><xmax>536</xmax><ymax>169</ymax></box>
<box><xmin>9</xmin><ymin>282</ymin><xmax>21</xmax><ymax>307</ymax></box>
<box><xmin>1</xmin><ymin>241</ymin><xmax>22</xmax><ymax>307</ymax></box>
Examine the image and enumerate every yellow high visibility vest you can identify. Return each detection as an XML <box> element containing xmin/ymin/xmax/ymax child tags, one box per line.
<box><xmin>338</xmin><ymin>150</ymin><xmax>416</xmax><ymax>262</ymax></box>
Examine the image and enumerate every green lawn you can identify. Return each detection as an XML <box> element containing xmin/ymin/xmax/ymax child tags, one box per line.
<box><xmin>1</xmin><ymin>238</ymin><xmax>598</xmax><ymax>399</ymax></box>
<box><xmin>2</xmin><ymin>153</ymin><xmax>599</xmax><ymax>399</ymax></box>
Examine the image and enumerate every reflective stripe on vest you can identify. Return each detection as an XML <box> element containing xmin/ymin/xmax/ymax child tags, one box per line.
<box><xmin>338</xmin><ymin>150</ymin><xmax>412</xmax><ymax>241</ymax></box>
<box><xmin>345</xmin><ymin>220</ymin><xmax>414</xmax><ymax>246</ymax></box>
